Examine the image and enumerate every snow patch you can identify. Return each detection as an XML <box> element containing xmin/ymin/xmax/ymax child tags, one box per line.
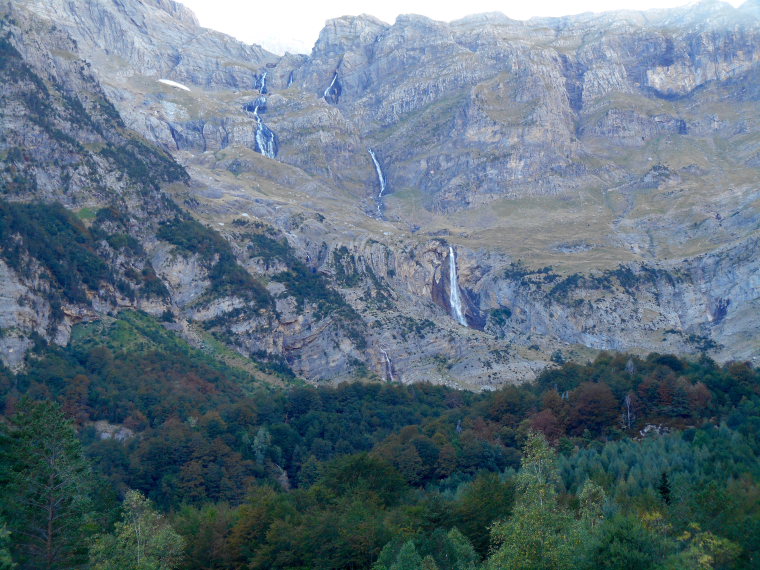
<box><xmin>158</xmin><ymin>79</ymin><xmax>191</xmax><ymax>92</ymax></box>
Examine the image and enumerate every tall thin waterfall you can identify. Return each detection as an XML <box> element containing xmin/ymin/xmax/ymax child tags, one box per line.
<box><xmin>368</xmin><ymin>148</ymin><xmax>387</xmax><ymax>216</ymax></box>
<box><xmin>323</xmin><ymin>72</ymin><xmax>337</xmax><ymax>98</ymax></box>
<box><xmin>380</xmin><ymin>348</ymin><xmax>395</xmax><ymax>382</ymax></box>
<box><xmin>448</xmin><ymin>246</ymin><xmax>467</xmax><ymax>326</ymax></box>
<box><xmin>323</xmin><ymin>72</ymin><xmax>341</xmax><ymax>104</ymax></box>
<box><xmin>252</xmin><ymin>106</ymin><xmax>277</xmax><ymax>159</ymax></box>
<box><xmin>258</xmin><ymin>71</ymin><xmax>268</xmax><ymax>94</ymax></box>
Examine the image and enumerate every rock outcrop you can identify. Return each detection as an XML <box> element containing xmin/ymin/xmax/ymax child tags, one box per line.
<box><xmin>3</xmin><ymin>0</ymin><xmax>760</xmax><ymax>386</ymax></box>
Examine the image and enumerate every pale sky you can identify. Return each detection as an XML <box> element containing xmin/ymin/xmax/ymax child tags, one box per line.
<box><xmin>178</xmin><ymin>0</ymin><xmax>746</xmax><ymax>54</ymax></box>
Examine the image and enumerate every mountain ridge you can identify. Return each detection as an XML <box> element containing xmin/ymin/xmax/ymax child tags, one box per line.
<box><xmin>1</xmin><ymin>0</ymin><xmax>759</xmax><ymax>386</ymax></box>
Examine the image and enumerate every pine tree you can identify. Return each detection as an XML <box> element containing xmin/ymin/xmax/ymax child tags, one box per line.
<box><xmin>658</xmin><ymin>472</ymin><xmax>672</xmax><ymax>505</ymax></box>
<box><xmin>0</xmin><ymin>399</ymin><xmax>92</xmax><ymax>569</ymax></box>
<box><xmin>576</xmin><ymin>514</ymin><xmax>665</xmax><ymax>570</ymax></box>
<box><xmin>0</xmin><ymin>520</ymin><xmax>14</xmax><ymax>570</ymax></box>
<box><xmin>390</xmin><ymin>540</ymin><xmax>423</xmax><ymax>570</ymax></box>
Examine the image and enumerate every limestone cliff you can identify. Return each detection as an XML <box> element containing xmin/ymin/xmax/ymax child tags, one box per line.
<box><xmin>3</xmin><ymin>0</ymin><xmax>760</xmax><ymax>386</ymax></box>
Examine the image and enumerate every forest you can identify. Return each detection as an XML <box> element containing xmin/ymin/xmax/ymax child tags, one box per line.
<box><xmin>0</xmin><ymin>310</ymin><xmax>758</xmax><ymax>569</ymax></box>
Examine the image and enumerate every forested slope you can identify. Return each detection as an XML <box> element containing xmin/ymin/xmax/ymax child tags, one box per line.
<box><xmin>1</xmin><ymin>311</ymin><xmax>758</xmax><ymax>568</ymax></box>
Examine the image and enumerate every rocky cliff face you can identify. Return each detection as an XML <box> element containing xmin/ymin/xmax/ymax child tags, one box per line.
<box><xmin>293</xmin><ymin>5</ymin><xmax>760</xmax><ymax>211</ymax></box>
<box><xmin>3</xmin><ymin>0</ymin><xmax>760</xmax><ymax>386</ymax></box>
<box><xmin>18</xmin><ymin>0</ymin><xmax>277</xmax><ymax>87</ymax></box>
<box><xmin>0</xmin><ymin>5</ymin><xmax>369</xmax><ymax>382</ymax></box>
<box><xmin>0</xmin><ymin>8</ymin><xmax>185</xmax><ymax>366</ymax></box>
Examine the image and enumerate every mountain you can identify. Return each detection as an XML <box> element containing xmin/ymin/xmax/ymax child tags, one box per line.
<box><xmin>2</xmin><ymin>0</ymin><xmax>759</xmax><ymax>387</ymax></box>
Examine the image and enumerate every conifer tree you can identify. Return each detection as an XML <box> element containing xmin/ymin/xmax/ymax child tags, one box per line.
<box><xmin>577</xmin><ymin>514</ymin><xmax>665</xmax><ymax>570</ymax></box>
<box><xmin>390</xmin><ymin>540</ymin><xmax>423</xmax><ymax>570</ymax></box>
<box><xmin>0</xmin><ymin>521</ymin><xmax>14</xmax><ymax>570</ymax></box>
<box><xmin>0</xmin><ymin>399</ymin><xmax>91</xmax><ymax>569</ymax></box>
<box><xmin>658</xmin><ymin>472</ymin><xmax>672</xmax><ymax>505</ymax></box>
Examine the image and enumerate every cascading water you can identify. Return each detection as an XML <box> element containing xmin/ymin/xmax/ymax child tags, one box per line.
<box><xmin>243</xmin><ymin>96</ymin><xmax>267</xmax><ymax>114</ymax></box>
<box><xmin>258</xmin><ymin>71</ymin><xmax>268</xmax><ymax>94</ymax></box>
<box><xmin>251</xmin><ymin>105</ymin><xmax>277</xmax><ymax>159</ymax></box>
<box><xmin>243</xmin><ymin>81</ymin><xmax>277</xmax><ymax>158</ymax></box>
<box><xmin>323</xmin><ymin>73</ymin><xmax>337</xmax><ymax>97</ymax></box>
<box><xmin>323</xmin><ymin>72</ymin><xmax>341</xmax><ymax>104</ymax></box>
<box><xmin>448</xmin><ymin>246</ymin><xmax>468</xmax><ymax>326</ymax></box>
<box><xmin>287</xmin><ymin>71</ymin><xmax>294</xmax><ymax>88</ymax></box>
<box><xmin>368</xmin><ymin>148</ymin><xmax>387</xmax><ymax>217</ymax></box>
<box><xmin>380</xmin><ymin>348</ymin><xmax>395</xmax><ymax>382</ymax></box>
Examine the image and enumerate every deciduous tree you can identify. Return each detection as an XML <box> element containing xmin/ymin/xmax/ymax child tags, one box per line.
<box><xmin>89</xmin><ymin>490</ymin><xmax>184</xmax><ymax>570</ymax></box>
<box><xmin>486</xmin><ymin>431</ymin><xmax>579</xmax><ymax>569</ymax></box>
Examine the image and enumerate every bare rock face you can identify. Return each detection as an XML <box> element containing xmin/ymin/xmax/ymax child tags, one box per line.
<box><xmin>4</xmin><ymin>0</ymin><xmax>760</xmax><ymax>386</ymax></box>
<box><xmin>290</xmin><ymin>3</ymin><xmax>760</xmax><ymax>211</ymax></box>
<box><xmin>20</xmin><ymin>0</ymin><xmax>760</xmax><ymax>207</ymax></box>
<box><xmin>18</xmin><ymin>0</ymin><xmax>277</xmax><ymax>87</ymax></box>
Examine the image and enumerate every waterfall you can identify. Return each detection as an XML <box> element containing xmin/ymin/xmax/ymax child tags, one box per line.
<box><xmin>323</xmin><ymin>73</ymin><xmax>337</xmax><ymax>98</ymax></box>
<box><xmin>448</xmin><ymin>246</ymin><xmax>468</xmax><ymax>326</ymax></box>
<box><xmin>323</xmin><ymin>72</ymin><xmax>341</xmax><ymax>104</ymax></box>
<box><xmin>252</xmin><ymin>106</ymin><xmax>277</xmax><ymax>159</ymax></box>
<box><xmin>368</xmin><ymin>148</ymin><xmax>387</xmax><ymax>217</ymax></box>
<box><xmin>243</xmin><ymin>83</ymin><xmax>277</xmax><ymax>158</ymax></box>
<box><xmin>243</xmin><ymin>96</ymin><xmax>267</xmax><ymax>114</ymax></box>
<box><xmin>287</xmin><ymin>70</ymin><xmax>294</xmax><ymax>88</ymax></box>
<box><xmin>380</xmin><ymin>348</ymin><xmax>395</xmax><ymax>382</ymax></box>
<box><xmin>258</xmin><ymin>71</ymin><xmax>268</xmax><ymax>94</ymax></box>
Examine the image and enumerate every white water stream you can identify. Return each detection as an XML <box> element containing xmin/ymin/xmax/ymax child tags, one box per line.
<box><xmin>368</xmin><ymin>148</ymin><xmax>387</xmax><ymax>216</ymax></box>
<box><xmin>323</xmin><ymin>72</ymin><xmax>338</xmax><ymax>99</ymax></box>
<box><xmin>380</xmin><ymin>348</ymin><xmax>396</xmax><ymax>382</ymax></box>
<box><xmin>448</xmin><ymin>246</ymin><xmax>467</xmax><ymax>326</ymax></box>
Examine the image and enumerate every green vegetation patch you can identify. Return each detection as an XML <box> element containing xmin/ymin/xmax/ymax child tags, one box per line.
<box><xmin>69</xmin><ymin>310</ymin><xmax>272</xmax><ymax>394</ymax></box>
<box><xmin>0</xmin><ymin>28</ymin><xmax>187</xmax><ymax>196</ymax></box>
<box><xmin>271</xmin><ymin>263</ymin><xmax>367</xmax><ymax>348</ymax></box>
<box><xmin>245</xmin><ymin>230</ymin><xmax>368</xmax><ymax>349</ymax></box>
<box><xmin>0</xmin><ymin>200</ymin><xmax>171</xmax><ymax>304</ymax></box>
<box><xmin>157</xmin><ymin>217</ymin><xmax>272</xmax><ymax>308</ymax></box>
<box><xmin>0</xmin><ymin>200</ymin><xmax>109</xmax><ymax>304</ymax></box>
<box><xmin>390</xmin><ymin>315</ymin><xmax>437</xmax><ymax>341</ymax></box>
<box><xmin>332</xmin><ymin>245</ymin><xmax>362</xmax><ymax>287</ymax></box>
<box><xmin>1</xmin><ymin>339</ymin><xmax>759</xmax><ymax>568</ymax></box>
<box><xmin>98</xmin><ymin>138</ymin><xmax>188</xmax><ymax>189</ymax></box>
<box><xmin>489</xmin><ymin>307</ymin><xmax>512</xmax><ymax>327</ymax></box>
<box><xmin>75</xmin><ymin>207</ymin><xmax>98</xmax><ymax>221</ymax></box>
<box><xmin>247</xmin><ymin>232</ymin><xmax>293</xmax><ymax>266</ymax></box>
<box><xmin>502</xmin><ymin>259</ymin><xmax>681</xmax><ymax>305</ymax></box>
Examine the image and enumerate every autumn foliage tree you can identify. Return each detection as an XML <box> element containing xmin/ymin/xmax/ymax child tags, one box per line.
<box><xmin>568</xmin><ymin>382</ymin><xmax>619</xmax><ymax>436</ymax></box>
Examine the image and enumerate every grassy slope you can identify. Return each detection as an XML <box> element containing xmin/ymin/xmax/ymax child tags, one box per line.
<box><xmin>70</xmin><ymin>310</ymin><xmax>295</xmax><ymax>391</ymax></box>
